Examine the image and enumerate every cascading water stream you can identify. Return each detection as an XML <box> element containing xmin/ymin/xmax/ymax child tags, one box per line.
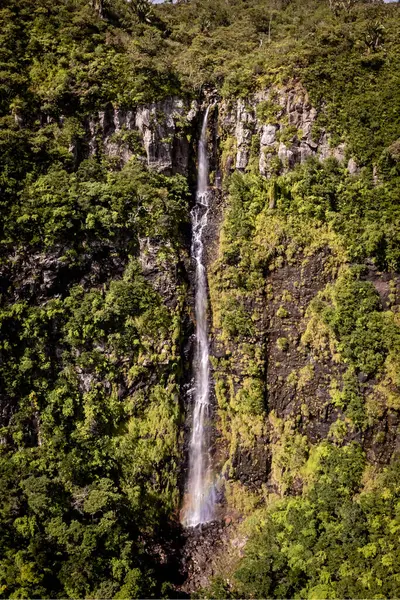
<box><xmin>182</xmin><ymin>106</ymin><xmax>216</xmax><ymax>527</ymax></box>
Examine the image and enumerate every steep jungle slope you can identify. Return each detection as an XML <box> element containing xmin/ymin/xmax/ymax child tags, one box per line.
<box><xmin>195</xmin><ymin>2</ymin><xmax>400</xmax><ymax>598</ymax></box>
<box><xmin>0</xmin><ymin>1</ymin><xmax>193</xmax><ymax>597</ymax></box>
<box><xmin>0</xmin><ymin>0</ymin><xmax>400</xmax><ymax>598</ymax></box>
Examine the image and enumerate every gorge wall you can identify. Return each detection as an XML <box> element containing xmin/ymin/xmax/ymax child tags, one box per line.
<box><xmin>57</xmin><ymin>82</ymin><xmax>400</xmax><ymax>519</ymax></box>
<box><xmin>69</xmin><ymin>87</ymin><xmax>400</xmax><ymax>592</ymax></box>
<box><xmin>1</xmin><ymin>1</ymin><xmax>400</xmax><ymax>597</ymax></box>
<box><xmin>2</xmin><ymin>73</ymin><xmax>399</xmax><ymax>595</ymax></box>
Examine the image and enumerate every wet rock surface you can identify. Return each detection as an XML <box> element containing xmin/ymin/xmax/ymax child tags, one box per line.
<box><xmin>266</xmin><ymin>250</ymin><xmax>337</xmax><ymax>437</ymax></box>
<box><xmin>177</xmin><ymin>520</ymin><xmax>245</xmax><ymax>595</ymax></box>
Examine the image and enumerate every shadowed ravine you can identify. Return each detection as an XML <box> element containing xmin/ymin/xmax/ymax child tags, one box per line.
<box><xmin>181</xmin><ymin>107</ymin><xmax>216</xmax><ymax>527</ymax></box>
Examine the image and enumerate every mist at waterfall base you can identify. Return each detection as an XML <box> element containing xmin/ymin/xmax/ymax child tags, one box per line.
<box><xmin>181</xmin><ymin>107</ymin><xmax>216</xmax><ymax>528</ymax></box>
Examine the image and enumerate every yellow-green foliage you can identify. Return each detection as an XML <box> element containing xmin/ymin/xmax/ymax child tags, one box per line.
<box><xmin>225</xmin><ymin>481</ymin><xmax>262</xmax><ymax>516</ymax></box>
<box><xmin>286</xmin><ymin>370</ymin><xmax>298</xmax><ymax>388</ymax></box>
<box><xmin>375</xmin><ymin>312</ymin><xmax>400</xmax><ymax>410</ymax></box>
<box><xmin>377</xmin><ymin>353</ymin><xmax>400</xmax><ymax>410</ymax></box>
<box><xmin>233</xmin><ymin>446</ymin><xmax>400</xmax><ymax>600</ymax></box>
<box><xmin>220</xmin><ymin>135</ymin><xmax>237</xmax><ymax>173</ymax></box>
<box><xmin>213</xmin><ymin>369</ymin><xmax>265</xmax><ymax>461</ymax></box>
<box><xmin>281</xmin><ymin>289</ymin><xmax>293</xmax><ymax>303</ymax></box>
<box><xmin>209</xmin><ymin>173</ymin><xmax>269</xmax><ymax>461</ymax></box>
<box><xmin>276</xmin><ymin>306</ymin><xmax>289</xmax><ymax>319</ymax></box>
<box><xmin>231</xmin><ymin>377</ymin><xmax>265</xmax><ymax>416</ymax></box>
<box><xmin>269</xmin><ymin>412</ymin><xmax>309</xmax><ymax>495</ymax></box>
<box><xmin>277</xmin><ymin>124</ymin><xmax>300</xmax><ymax>145</ymax></box>
<box><xmin>246</xmin><ymin>134</ymin><xmax>262</xmax><ymax>175</ymax></box>
<box><xmin>209</xmin><ymin>155</ymin><xmax>400</xmax><ymax>478</ymax></box>
<box><xmin>116</xmin><ymin>382</ymin><xmax>181</xmax><ymax>511</ymax></box>
<box><xmin>301</xmin><ymin>307</ymin><xmax>340</xmax><ymax>361</ymax></box>
<box><xmin>276</xmin><ymin>337</ymin><xmax>289</xmax><ymax>352</ymax></box>
<box><xmin>0</xmin><ymin>156</ymin><xmax>190</xmax><ymax>598</ymax></box>
<box><xmin>255</xmin><ymin>99</ymin><xmax>282</xmax><ymax>124</ymax></box>
<box><xmin>302</xmin><ymin>267</ymin><xmax>400</xmax><ymax>427</ymax></box>
<box><xmin>328</xmin><ymin>417</ymin><xmax>351</xmax><ymax>444</ymax></box>
<box><xmin>297</xmin><ymin>364</ymin><xmax>314</xmax><ymax>390</ymax></box>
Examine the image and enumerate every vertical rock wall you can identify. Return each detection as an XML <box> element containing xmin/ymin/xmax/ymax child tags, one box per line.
<box><xmin>218</xmin><ymin>83</ymin><xmax>352</xmax><ymax>178</ymax></box>
<box><xmin>87</xmin><ymin>97</ymin><xmax>199</xmax><ymax>175</ymax></box>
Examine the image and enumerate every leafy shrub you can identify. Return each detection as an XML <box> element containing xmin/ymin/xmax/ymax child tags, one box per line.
<box><xmin>276</xmin><ymin>337</ymin><xmax>289</xmax><ymax>351</ymax></box>
<box><xmin>276</xmin><ymin>306</ymin><xmax>289</xmax><ymax>318</ymax></box>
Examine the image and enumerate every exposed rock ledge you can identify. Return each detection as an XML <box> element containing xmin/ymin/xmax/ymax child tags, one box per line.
<box><xmin>87</xmin><ymin>97</ymin><xmax>199</xmax><ymax>175</ymax></box>
<box><xmin>82</xmin><ymin>83</ymin><xmax>357</xmax><ymax>182</ymax></box>
<box><xmin>218</xmin><ymin>83</ymin><xmax>355</xmax><ymax>177</ymax></box>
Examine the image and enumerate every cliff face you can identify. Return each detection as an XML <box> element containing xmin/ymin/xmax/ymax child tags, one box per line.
<box><xmin>2</xmin><ymin>79</ymin><xmax>399</xmax><ymax>595</ymax></box>
<box><xmin>66</xmin><ymin>87</ymin><xmax>399</xmax><ymax>581</ymax></box>
<box><xmin>179</xmin><ymin>85</ymin><xmax>400</xmax><ymax>590</ymax></box>
<box><xmin>83</xmin><ymin>84</ymin><xmax>350</xmax><ymax>183</ymax></box>
<box><xmin>0</xmin><ymin>94</ymin><xmax>198</xmax><ymax>428</ymax></box>
<box><xmin>0</xmin><ymin>87</ymin><xmax>198</xmax><ymax>596</ymax></box>
<box><xmin>208</xmin><ymin>85</ymin><xmax>399</xmax><ymax>481</ymax></box>
<box><xmin>86</xmin><ymin>97</ymin><xmax>198</xmax><ymax>175</ymax></box>
<box><xmin>218</xmin><ymin>84</ymin><xmax>349</xmax><ymax>180</ymax></box>
<box><xmin>203</xmin><ymin>88</ymin><xmax>349</xmax><ymax>486</ymax></box>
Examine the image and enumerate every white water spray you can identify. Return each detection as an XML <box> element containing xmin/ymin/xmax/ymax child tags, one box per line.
<box><xmin>182</xmin><ymin>106</ymin><xmax>216</xmax><ymax>527</ymax></box>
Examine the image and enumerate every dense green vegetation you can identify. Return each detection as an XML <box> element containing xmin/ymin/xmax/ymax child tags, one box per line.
<box><xmin>210</xmin><ymin>154</ymin><xmax>400</xmax><ymax>449</ymax></box>
<box><xmin>158</xmin><ymin>0</ymin><xmax>400</xmax><ymax>164</ymax></box>
<box><xmin>0</xmin><ymin>1</ymin><xmax>193</xmax><ymax>594</ymax></box>
<box><xmin>206</xmin><ymin>444</ymin><xmax>400</xmax><ymax>599</ymax></box>
<box><xmin>204</xmin><ymin>0</ymin><xmax>400</xmax><ymax>591</ymax></box>
<box><xmin>1</xmin><ymin>0</ymin><xmax>400</xmax><ymax>597</ymax></box>
<box><xmin>0</xmin><ymin>1</ymin><xmax>193</xmax><ymax>596</ymax></box>
<box><xmin>0</xmin><ymin>158</ymin><xmax>189</xmax><ymax>598</ymax></box>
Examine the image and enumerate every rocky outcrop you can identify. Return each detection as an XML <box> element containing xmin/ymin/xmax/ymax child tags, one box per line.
<box><xmin>87</xmin><ymin>97</ymin><xmax>199</xmax><ymax>175</ymax></box>
<box><xmin>179</xmin><ymin>521</ymin><xmax>246</xmax><ymax>595</ymax></box>
<box><xmin>218</xmin><ymin>84</ymin><xmax>354</xmax><ymax>178</ymax></box>
<box><xmin>3</xmin><ymin>240</ymin><xmax>129</xmax><ymax>305</ymax></box>
<box><xmin>82</xmin><ymin>84</ymin><xmax>359</xmax><ymax>181</ymax></box>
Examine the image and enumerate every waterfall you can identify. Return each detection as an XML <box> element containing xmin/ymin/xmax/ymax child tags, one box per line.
<box><xmin>182</xmin><ymin>106</ymin><xmax>215</xmax><ymax>527</ymax></box>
